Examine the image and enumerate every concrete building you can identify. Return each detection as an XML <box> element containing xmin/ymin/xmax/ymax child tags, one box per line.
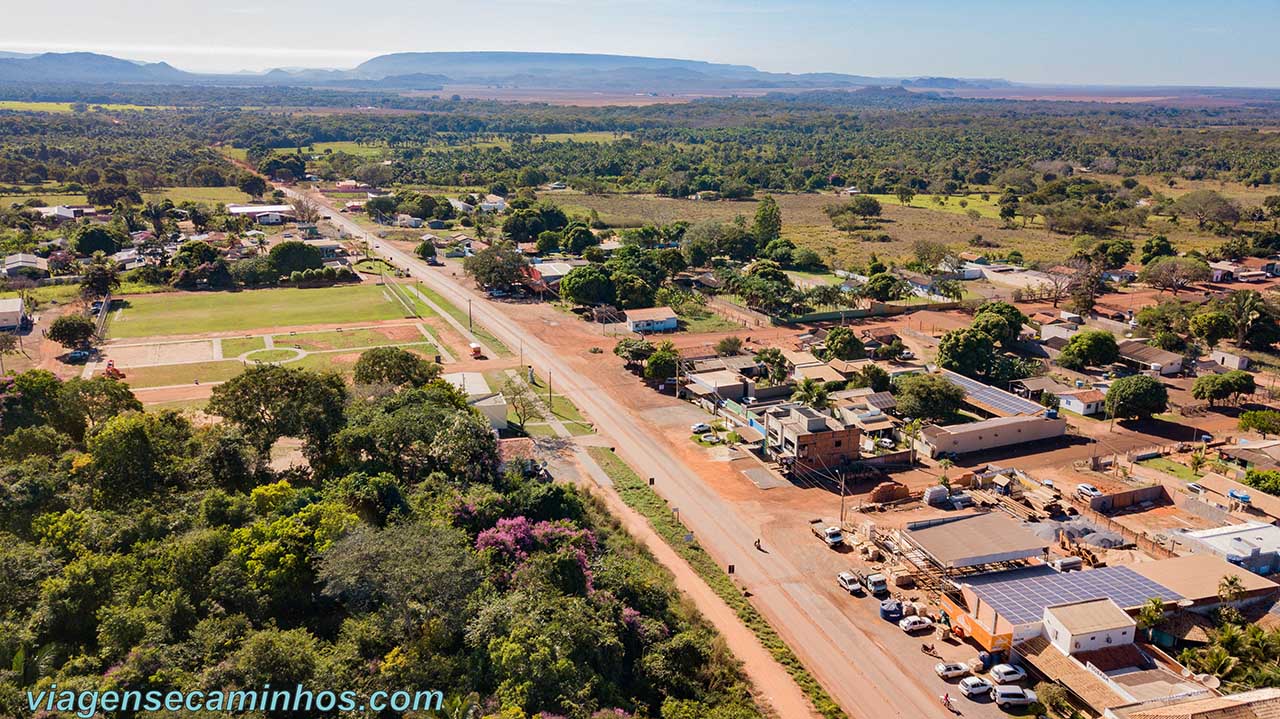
<box><xmin>304</xmin><ymin>239</ymin><xmax>343</xmax><ymax>260</ymax></box>
<box><xmin>685</xmin><ymin>369</ymin><xmax>752</xmax><ymax>400</ymax></box>
<box><xmin>761</xmin><ymin>405</ymin><xmax>860</xmax><ymax>472</ymax></box>
<box><xmin>1058</xmin><ymin>388</ymin><xmax>1106</xmax><ymax>416</ymax></box>
<box><xmin>916</xmin><ymin>415</ymin><xmax>1067</xmax><ymax>458</ymax></box>
<box><xmin>0</xmin><ymin>297</ymin><xmax>28</xmax><ymax>330</ymax></box>
<box><xmin>1043</xmin><ymin>598</ymin><xmax>1136</xmax><ymax>656</ymax></box>
<box><xmin>226</xmin><ymin>204</ymin><xmax>296</xmax><ymax>224</ymax></box>
<box><xmin>900</xmin><ymin>512</ymin><xmax>1049</xmax><ymax>570</ymax></box>
<box><xmin>1210</xmin><ymin>349</ymin><xmax>1250</xmax><ymax>371</ymax></box>
<box><xmin>1119</xmin><ymin>340</ymin><xmax>1184</xmax><ymax>376</ymax></box>
<box><xmin>2</xmin><ymin>253</ymin><xmax>49</xmax><ymax>278</ymax></box>
<box><xmin>624</xmin><ymin>306</ymin><xmax>678</xmax><ymax>333</ymax></box>
<box><xmin>441</xmin><ymin>371</ymin><xmax>508</xmax><ymax>430</ymax></box>
<box><xmin>1169</xmin><ymin>522</ymin><xmax>1280</xmax><ymax>576</ymax></box>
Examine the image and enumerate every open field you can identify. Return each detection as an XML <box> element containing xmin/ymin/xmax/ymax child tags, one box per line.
<box><xmin>122</xmin><ymin>360</ymin><xmax>246</xmax><ymax>388</ymax></box>
<box><xmin>2</xmin><ymin>185</ymin><xmax>252</xmax><ymax>207</ymax></box>
<box><xmin>0</xmin><ymin>100</ymin><xmax>168</xmax><ymax>113</ymax></box>
<box><xmin>559</xmin><ymin>190</ymin><xmax>1238</xmax><ymax>269</ymax></box>
<box><xmin>0</xmin><ymin>281</ymin><xmax>169</xmax><ymax>307</ymax></box>
<box><xmin>107</xmin><ymin>284</ymin><xmax>409</xmax><ymax>338</ymax></box>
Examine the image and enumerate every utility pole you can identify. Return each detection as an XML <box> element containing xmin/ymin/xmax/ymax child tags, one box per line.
<box><xmin>839</xmin><ymin>473</ymin><xmax>847</xmax><ymax>524</ymax></box>
<box><xmin>468</xmin><ymin>299</ymin><xmax>473</xmax><ymax>330</ymax></box>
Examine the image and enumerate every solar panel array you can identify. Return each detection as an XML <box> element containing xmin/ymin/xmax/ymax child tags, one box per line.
<box><xmin>968</xmin><ymin>566</ymin><xmax>1182</xmax><ymax>625</ymax></box>
<box><xmin>940</xmin><ymin>370</ymin><xmax>1046</xmax><ymax>417</ymax></box>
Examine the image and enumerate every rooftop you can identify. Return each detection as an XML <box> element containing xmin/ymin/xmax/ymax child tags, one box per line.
<box><xmin>962</xmin><ymin>565</ymin><xmax>1182</xmax><ymax>626</ymax></box>
<box><xmin>1178</xmin><ymin>521</ymin><xmax>1280</xmax><ymax>558</ymax></box>
<box><xmin>938</xmin><ymin>369</ymin><xmax>1048</xmax><ymax>417</ymax></box>
<box><xmin>625</xmin><ymin>306</ymin><xmax>678</xmax><ymax>322</ymax></box>
<box><xmin>903</xmin><ymin>512</ymin><xmax>1049</xmax><ymax>569</ymax></box>
<box><xmin>1123</xmin><ymin>687</ymin><xmax>1280</xmax><ymax>719</ymax></box>
<box><xmin>441</xmin><ymin>371</ymin><xmax>492</xmax><ymax>398</ymax></box>
<box><xmin>1046</xmin><ymin>597</ymin><xmax>1135</xmax><ymax>635</ymax></box>
<box><xmin>1061</xmin><ymin>389</ymin><xmax>1107</xmax><ymax>403</ymax></box>
<box><xmin>1119</xmin><ymin>340</ymin><xmax>1183</xmax><ymax>366</ymax></box>
<box><xmin>1128</xmin><ymin>554</ymin><xmax>1280</xmax><ymax>602</ymax></box>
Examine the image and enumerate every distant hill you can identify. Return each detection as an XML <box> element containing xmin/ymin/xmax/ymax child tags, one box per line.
<box><xmin>0</xmin><ymin>49</ymin><xmax>1015</xmax><ymax>94</ymax></box>
<box><xmin>0</xmin><ymin>52</ymin><xmax>192</xmax><ymax>83</ymax></box>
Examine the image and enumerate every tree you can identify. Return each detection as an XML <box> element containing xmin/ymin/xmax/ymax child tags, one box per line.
<box><xmin>611</xmin><ymin>271</ymin><xmax>654</xmax><ymax>310</ymax></box>
<box><xmin>462</xmin><ymin>241</ymin><xmax>527</xmax><ymax>290</ymax></box>
<box><xmin>0</xmin><ymin>333</ymin><xmax>17</xmax><ymax>373</ymax></box>
<box><xmin>820</xmin><ymin>326</ymin><xmax>865</xmax><ymax>361</ymax></box>
<box><xmin>1189</xmin><ymin>311</ymin><xmax>1234</xmax><ymax>348</ymax></box>
<box><xmin>61</xmin><ymin>376</ymin><xmax>141</xmax><ymax>429</ymax></box>
<box><xmin>415</xmin><ymin>240</ymin><xmax>436</xmax><ymax>261</ymax></box>
<box><xmin>751</xmin><ymin>195</ymin><xmax>782</xmax><ymax>245</ymax></box>
<box><xmin>86</xmin><ymin>412</ymin><xmax>162</xmax><ymax>499</ymax></box>
<box><xmin>1175</xmin><ymin>190</ymin><xmax>1240</xmax><ymax>229</ymax></box>
<box><xmin>715</xmin><ymin>336</ymin><xmax>743</xmax><ymax>356</ymax></box>
<box><xmin>1105</xmin><ymin>375</ymin><xmax>1169</xmax><ymax>422</ymax></box>
<box><xmin>1140</xmin><ymin>235</ymin><xmax>1175</xmax><ymax>265</ymax></box>
<box><xmin>353</xmin><ymin>347</ymin><xmax>440</xmax><ymax>387</ymax></box>
<box><xmin>1240</xmin><ymin>410</ymin><xmax>1280</xmax><ymax>438</ymax></box>
<box><xmin>559</xmin><ymin>264</ymin><xmax>615</xmax><ymax>305</ymax></box>
<box><xmin>791</xmin><ymin>378</ymin><xmax>831</xmax><ymax>410</ymax></box>
<box><xmin>894</xmin><ymin>373</ymin><xmax>965</xmax><ymax>422</ymax></box>
<box><xmin>563</xmin><ymin>224</ymin><xmax>597</xmax><ymax>255</ymax></box>
<box><xmin>894</xmin><ymin>184</ymin><xmax>915</xmax><ymax>206</ymax></box>
<box><xmin>292</xmin><ymin>195</ymin><xmax>322</xmax><ymax>223</ymax></box>
<box><xmin>500</xmin><ymin>376</ymin><xmax>540</xmax><ymax>427</ymax></box>
<box><xmin>851</xmin><ymin>363</ymin><xmax>891</xmax><ymax>392</ymax></box>
<box><xmin>644</xmin><ymin>342</ymin><xmax>680</xmax><ymax>381</ymax></box>
<box><xmin>79</xmin><ymin>254</ymin><xmax>120</xmax><ymax>299</ymax></box>
<box><xmin>268</xmin><ymin>240</ymin><xmax>323</xmax><ymax>276</ymax></box>
<box><xmin>1057</xmin><ymin>330</ymin><xmax>1120</xmax><ymax>370</ymax></box>
<box><xmin>47</xmin><ymin>314</ymin><xmax>96</xmax><ymax>349</ymax></box>
<box><xmin>1226</xmin><ymin>290</ymin><xmax>1266</xmax><ymax>346</ymax></box>
<box><xmin>72</xmin><ymin>225</ymin><xmax>123</xmax><ymax>255</ymax></box>
<box><xmin>613</xmin><ymin>337</ymin><xmax>656</xmax><ymax>368</ymax></box>
<box><xmin>238</xmin><ymin>174</ymin><xmax>268</xmax><ymax>199</ymax></box>
<box><xmin>863</xmin><ymin>273</ymin><xmax>910</xmax><ymax>302</ymax></box>
<box><xmin>208</xmin><ymin>364</ymin><xmax>348</xmax><ymax>462</ymax></box>
<box><xmin>1136</xmin><ymin>597</ymin><xmax>1166</xmax><ymax>635</ymax></box>
<box><xmin>754</xmin><ymin>347</ymin><xmax>788</xmax><ymax>385</ymax></box>
<box><xmin>1140</xmin><ymin>256</ymin><xmax>1210</xmax><ymax>295</ymax></box>
<box><xmin>936</xmin><ymin>328</ymin><xmax>996</xmax><ymax>379</ymax></box>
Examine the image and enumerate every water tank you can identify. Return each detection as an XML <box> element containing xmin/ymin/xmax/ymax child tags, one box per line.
<box><xmin>1076</xmin><ymin>379</ymin><xmax>1085</xmax><ymax>388</ymax></box>
<box><xmin>1046</xmin><ymin>409</ymin><xmax>1059</xmax><ymax>419</ymax></box>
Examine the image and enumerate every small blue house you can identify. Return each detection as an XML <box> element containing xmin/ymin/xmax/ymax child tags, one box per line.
<box><xmin>626</xmin><ymin>306</ymin><xmax>679</xmax><ymax>333</ymax></box>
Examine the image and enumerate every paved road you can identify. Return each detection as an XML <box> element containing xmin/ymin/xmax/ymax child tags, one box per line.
<box><xmin>296</xmin><ymin>188</ymin><xmax>1008</xmax><ymax>719</ymax></box>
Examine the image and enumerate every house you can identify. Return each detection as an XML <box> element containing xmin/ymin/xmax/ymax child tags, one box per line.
<box><xmin>226</xmin><ymin>204</ymin><xmax>295</xmax><ymax>224</ymax></box>
<box><xmin>305</xmin><ymin>239</ymin><xmax>343</xmax><ymax>260</ymax></box>
<box><xmin>0</xmin><ymin>297</ymin><xmax>28</xmax><ymax>330</ymax></box>
<box><xmin>793</xmin><ymin>363</ymin><xmax>848</xmax><ymax>384</ymax></box>
<box><xmin>684</xmin><ymin>369</ymin><xmax>751</xmax><ymax>400</ymax></box>
<box><xmin>335</xmin><ymin>179</ymin><xmax>370</xmax><ymax>191</ymax></box>
<box><xmin>1112</xmin><ymin>688</ymin><xmax>1280</xmax><ymax>719</ymax></box>
<box><xmin>900</xmin><ymin>512</ymin><xmax>1049</xmax><ymax>570</ymax></box>
<box><xmin>896</xmin><ymin>269</ymin><xmax>937</xmax><ymax>294</ymax></box>
<box><xmin>1012</xmin><ymin>376</ymin><xmax>1074</xmax><ymax>401</ymax></box>
<box><xmin>938</xmin><ymin>369</ymin><xmax>1050</xmax><ymax>417</ymax></box>
<box><xmin>1103</xmin><ymin>265</ymin><xmax>1141</xmax><ymax>284</ymax></box>
<box><xmin>441</xmin><ymin>372</ymin><xmax>508</xmax><ymax>430</ymax></box>
<box><xmin>1092</xmin><ymin>302</ymin><xmax>1134</xmax><ymax>323</ymax></box>
<box><xmin>1210</xmin><ymin>349</ymin><xmax>1250</xmax><ymax>371</ymax></box>
<box><xmin>35</xmin><ymin>205</ymin><xmax>93</xmax><ymax>222</ymax></box>
<box><xmin>625</xmin><ymin>306</ymin><xmax>679</xmax><ymax>333</ymax></box>
<box><xmin>344</xmin><ymin>201</ymin><xmax>365</xmax><ymax>213</ymax></box>
<box><xmin>958</xmin><ymin>251</ymin><xmax>988</xmax><ymax>264</ymax></box>
<box><xmin>1209</xmin><ymin>261</ymin><xmax>1241</xmax><ymax>283</ymax></box>
<box><xmin>1118</xmin><ymin>340</ymin><xmax>1183</xmax><ymax>376</ymax></box>
<box><xmin>426</xmin><ymin>219</ymin><xmax>446</xmax><ymax>230</ymax></box>
<box><xmin>760</xmin><ymin>405</ymin><xmax>860</xmax><ymax>473</ymax></box>
<box><xmin>447</xmin><ymin>198</ymin><xmax>474</xmax><ymax>214</ymax></box>
<box><xmin>916</xmin><ymin>415</ymin><xmax>1067</xmax><ymax>458</ymax></box>
<box><xmin>1057</xmin><ymin>388</ymin><xmax>1106</xmax><ymax>416</ymax></box>
<box><xmin>396</xmin><ymin>214</ymin><xmax>423</xmax><ymax>228</ymax></box>
<box><xmin>109</xmin><ymin>248</ymin><xmax>147</xmax><ymax>271</ymax></box>
<box><xmin>2</xmin><ymin>253</ymin><xmax>49</xmax><ymax>278</ymax></box>
<box><xmin>1239</xmin><ymin>256</ymin><xmax>1280</xmax><ymax>276</ymax></box>
<box><xmin>524</xmin><ymin>261</ymin><xmax>575</xmax><ymax>291</ymax></box>
<box><xmin>1168</xmin><ymin>522</ymin><xmax>1280</xmax><ymax>576</ymax></box>
<box><xmin>477</xmin><ymin>194</ymin><xmax>507</xmax><ymax>212</ymax></box>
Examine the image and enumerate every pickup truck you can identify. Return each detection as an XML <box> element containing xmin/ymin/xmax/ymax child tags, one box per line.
<box><xmin>809</xmin><ymin>520</ymin><xmax>844</xmax><ymax>548</ymax></box>
<box><xmin>864</xmin><ymin>572</ymin><xmax>889</xmax><ymax>595</ymax></box>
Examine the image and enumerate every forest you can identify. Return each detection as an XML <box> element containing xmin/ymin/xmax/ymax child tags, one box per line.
<box><xmin>0</xmin><ymin>356</ymin><xmax>760</xmax><ymax>719</ymax></box>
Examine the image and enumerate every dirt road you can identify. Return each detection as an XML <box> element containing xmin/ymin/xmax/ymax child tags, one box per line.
<box><xmin>293</xmin><ymin>187</ymin><xmax>1016</xmax><ymax>719</ymax></box>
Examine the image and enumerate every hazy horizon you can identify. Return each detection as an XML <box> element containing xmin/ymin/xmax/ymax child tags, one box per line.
<box><xmin>2</xmin><ymin>0</ymin><xmax>1278</xmax><ymax>87</ymax></box>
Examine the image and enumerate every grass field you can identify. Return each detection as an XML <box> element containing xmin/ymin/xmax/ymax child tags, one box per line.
<box><xmin>1139</xmin><ymin>456</ymin><xmax>1201</xmax><ymax>481</ymax></box>
<box><xmin>245</xmin><ymin>349</ymin><xmax>299</xmax><ymax>363</ymax></box>
<box><xmin>413</xmin><ymin>283</ymin><xmax>511</xmax><ymax>356</ymax></box>
<box><xmin>108</xmin><ymin>285</ymin><xmax>409</xmax><ymax>338</ymax></box>
<box><xmin>123</xmin><ymin>360</ymin><xmax>246</xmax><ymax>388</ymax></box>
<box><xmin>3</xmin><ymin>185</ymin><xmax>252</xmax><ymax>208</ymax></box>
<box><xmin>0</xmin><ymin>101</ymin><xmax>166</xmax><ymax>113</ymax></box>
<box><xmin>0</xmin><ymin>281</ymin><xmax>169</xmax><ymax>307</ymax></box>
<box><xmin>219</xmin><ymin>336</ymin><xmax>264</xmax><ymax>357</ymax></box>
<box><xmin>677</xmin><ymin>306</ymin><xmax>744</xmax><ymax>334</ymax></box>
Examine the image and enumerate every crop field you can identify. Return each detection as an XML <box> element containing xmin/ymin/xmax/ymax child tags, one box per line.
<box><xmin>106</xmin><ymin>284</ymin><xmax>410</xmax><ymax>338</ymax></box>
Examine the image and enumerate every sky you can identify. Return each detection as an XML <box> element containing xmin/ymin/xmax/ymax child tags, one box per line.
<box><xmin>1</xmin><ymin>0</ymin><xmax>1277</xmax><ymax>87</ymax></box>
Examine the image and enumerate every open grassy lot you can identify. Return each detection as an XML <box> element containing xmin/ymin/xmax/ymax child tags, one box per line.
<box><xmin>289</xmin><ymin>342</ymin><xmax>434</xmax><ymax>375</ymax></box>
<box><xmin>3</xmin><ymin>186</ymin><xmax>252</xmax><ymax>208</ymax></box>
<box><xmin>245</xmin><ymin>349</ymin><xmax>299</xmax><ymax>363</ymax></box>
<box><xmin>219</xmin><ymin>336</ymin><xmax>264</xmax><ymax>357</ymax></box>
<box><xmin>122</xmin><ymin>360</ymin><xmax>246</xmax><ymax>388</ymax></box>
<box><xmin>677</xmin><ymin>306</ymin><xmax>744</xmax><ymax>334</ymax></box>
<box><xmin>108</xmin><ymin>284</ymin><xmax>408</xmax><ymax>338</ymax></box>
<box><xmin>0</xmin><ymin>101</ymin><xmax>167</xmax><ymax>113</ymax></box>
<box><xmin>1139</xmin><ymin>456</ymin><xmax>1201</xmax><ymax>481</ymax></box>
<box><xmin>0</xmin><ymin>281</ymin><xmax>168</xmax><ymax>307</ymax></box>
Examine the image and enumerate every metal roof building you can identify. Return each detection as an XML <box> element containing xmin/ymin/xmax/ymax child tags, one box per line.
<box><xmin>901</xmin><ymin>512</ymin><xmax>1049</xmax><ymax>569</ymax></box>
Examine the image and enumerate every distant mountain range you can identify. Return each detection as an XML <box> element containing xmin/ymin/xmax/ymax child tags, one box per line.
<box><xmin>0</xmin><ymin>50</ymin><xmax>1014</xmax><ymax>92</ymax></box>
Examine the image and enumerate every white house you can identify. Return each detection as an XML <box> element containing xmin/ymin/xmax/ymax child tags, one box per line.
<box><xmin>442</xmin><ymin>371</ymin><xmax>508</xmax><ymax>430</ymax></box>
<box><xmin>1056</xmin><ymin>389</ymin><xmax>1105</xmax><ymax>416</ymax></box>
<box><xmin>226</xmin><ymin>204</ymin><xmax>296</xmax><ymax>225</ymax></box>
<box><xmin>1042</xmin><ymin>598</ymin><xmax>1135</xmax><ymax>656</ymax></box>
<box><xmin>625</xmin><ymin>306</ymin><xmax>679</xmax><ymax>333</ymax></box>
<box><xmin>0</xmin><ymin>297</ymin><xmax>27</xmax><ymax>330</ymax></box>
<box><xmin>1211</xmin><ymin>349</ymin><xmax>1250</xmax><ymax>371</ymax></box>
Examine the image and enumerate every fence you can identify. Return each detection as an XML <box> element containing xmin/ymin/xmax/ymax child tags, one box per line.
<box><xmin>93</xmin><ymin>292</ymin><xmax>112</xmax><ymax>340</ymax></box>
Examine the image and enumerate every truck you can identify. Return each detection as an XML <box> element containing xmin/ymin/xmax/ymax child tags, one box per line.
<box><xmin>864</xmin><ymin>572</ymin><xmax>889</xmax><ymax>596</ymax></box>
<box><xmin>809</xmin><ymin>519</ymin><xmax>844</xmax><ymax>548</ymax></box>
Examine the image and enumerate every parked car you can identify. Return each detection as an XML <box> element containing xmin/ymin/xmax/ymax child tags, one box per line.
<box><xmin>700</xmin><ymin>433</ymin><xmax>722</xmax><ymax>444</ymax></box>
<box><xmin>1186</xmin><ymin>482</ymin><xmax>1205</xmax><ymax>494</ymax></box>
<box><xmin>958</xmin><ymin>676</ymin><xmax>992</xmax><ymax>698</ymax></box>
<box><xmin>898</xmin><ymin>615</ymin><xmax>933</xmax><ymax>633</ymax></box>
<box><xmin>990</xmin><ymin>685</ymin><xmax>1036</xmax><ymax>709</ymax></box>
<box><xmin>809</xmin><ymin>520</ymin><xmax>844</xmax><ymax>548</ymax></box>
<box><xmin>690</xmin><ymin>422</ymin><xmax>712</xmax><ymax>434</ymax></box>
<box><xmin>934</xmin><ymin>662</ymin><xmax>968</xmax><ymax>679</ymax></box>
<box><xmin>1076</xmin><ymin>483</ymin><xmax>1103</xmax><ymax>499</ymax></box>
<box><xmin>877</xmin><ymin>437</ymin><xmax>895</xmax><ymax>449</ymax></box>
<box><xmin>989</xmin><ymin>664</ymin><xmax>1027</xmax><ymax>684</ymax></box>
<box><xmin>66</xmin><ymin>349</ymin><xmax>92</xmax><ymax>363</ymax></box>
<box><xmin>836</xmin><ymin>571</ymin><xmax>865</xmax><ymax>595</ymax></box>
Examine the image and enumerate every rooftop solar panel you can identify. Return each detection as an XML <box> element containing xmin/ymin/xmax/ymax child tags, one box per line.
<box><xmin>966</xmin><ymin>566</ymin><xmax>1182</xmax><ymax>626</ymax></box>
<box><xmin>939</xmin><ymin>370</ymin><xmax>1046</xmax><ymax>417</ymax></box>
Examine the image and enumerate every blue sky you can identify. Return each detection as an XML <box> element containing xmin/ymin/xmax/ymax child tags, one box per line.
<box><xmin>2</xmin><ymin>0</ymin><xmax>1277</xmax><ymax>86</ymax></box>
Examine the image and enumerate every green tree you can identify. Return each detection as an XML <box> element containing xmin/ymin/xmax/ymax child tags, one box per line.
<box><xmin>751</xmin><ymin>195</ymin><xmax>782</xmax><ymax>245</ymax></box>
<box><xmin>72</xmin><ymin>225</ymin><xmax>123</xmax><ymax>255</ymax></box>
<box><xmin>61</xmin><ymin>376</ymin><xmax>141</xmax><ymax>429</ymax></box>
<box><xmin>208</xmin><ymin>364</ymin><xmax>348</xmax><ymax>463</ymax></box>
<box><xmin>754</xmin><ymin>347</ymin><xmax>788</xmax><ymax>385</ymax></box>
<box><xmin>1189</xmin><ymin>311</ymin><xmax>1234</xmax><ymax>348</ymax></box>
<box><xmin>895</xmin><ymin>184</ymin><xmax>916</xmax><ymax>206</ymax></box>
<box><xmin>559</xmin><ymin>264</ymin><xmax>615</xmax><ymax>305</ymax></box>
<box><xmin>1226</xmin><ymin>290</ymin><xmax>1266</xmax><ymax>346</ymax></box>
<box><xmin>1140</xmin><ymin>256</ymin><xmax>1210</xmax><ymax>295</ymax></box>
<box><xmin>936</xmin><ymin>328</ymin><xmax>996</xmax><ymax>379</ymax></box>
<box><xmin>46</xmin><ymin>315</ymin><xmax>96</xmax><ymax>350</ymax></box>
<box><xmin>894</xmin><ymin>373</ymin><xmax>966</xmax><ymax>421</ymax></box>
<box><xmin>645</xmin><ymin>342</ymin><xmax>680</xmax><ymax>381</ymax></box>
<box><xmin>1174</xmin><ymin>190</ymin><xmax>1240</xmax><ymax>228</ymax></box>
<box><xmin>863</xmin><ymin>272</ymin><xmax>910</xmax><ymax>302</ymax></box>
<box><xmin>1240</xmin><ymin>410</ymin><xmax>1280</xmax><ymax>438</ymax></box>
<box><xmin>613</xmin><ymin>337</ymin><xmax>656</xmax><ymax>368</ymax></box>
<box><xmin>1140</xmin><ymin>235</ymin><xmax>1175</xmax><ymax>265</ymax></box>
<box><xmin>820</xmin><ymin>326</ymin><xmax>865</xmax><ymax>361</ymax></box>
<box><xmin>79</xmin><ymin>254</ymin><xmax>121</xmax><ymax>298</ymax></box>
<box><xmin>268</xmin><ymin>240</ymin><xmax>323</xmax><ymax>275</ymax></box>
<box><xmin>715</xmin><ymin>336</ymin><xmax>744</xmax><ymax>356</ymax></box>
<box><xmin>462</xmin><ymin>241</ymin><xmax>527</xmax><ymax>290</ymax></box>
<box><xmin>791</xmin><ymin>377</ymin><xmax>831</xmax><ymax>410</ymax></box>
<box><xmin>1105</xmin><ymin>375</ymin><xmax>1169</xmax><ymax>422</ymax></box>
<box><xmin>415</xmin><ymin>240</ymin><xmax>436</xmax><ymax>261</ymax></box>
<box><xmin>353</xmin><ymin>347</ymin><xmax>440</xmax><ymax>387</ymax></box>
<box><xmin>1057</xmin><ymin>330</ymin><xmax>1120</xmax><ymax>370</ymax></box>
<box><xmin>238</xmin><ymin>173</ymin><xmax>268</xmax><ymax>199</ymax></box>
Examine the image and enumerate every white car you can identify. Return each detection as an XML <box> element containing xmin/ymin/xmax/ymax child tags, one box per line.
<box><xmin>690</xmin><ymin>422</ymin><xmax>712</xmax><ymax>434</ymax></box>
<box><xmin>1076</xmin><ymin>483</ymin><xmax>1103</xmax><ymax>499</ymax></box>
<box><xmin>958</xmin><ymin>676</ymin><xmax>992</xmax><ymax>697</ymax></box>
<box><xmin>898</xmin><ymin>615</ymin><xmax>933</xmax><ymax>633</ymax></box>
<box><xmin>990</xmin><ymin>685</ymin><xmax>1036</xmax><ymax>709</ymax></box>
<box><xmin>877</xmin><ymin>437</ymin><xmax>895</xmax><ymax>449</ymax></box>
<box><xmin>836</xmin><ymin>571</ymin><xmax>865</xmax><ymax>595</ymax></box>
<box><xmin>934</xmin><ymin>662</ymin><xmax>968</xmax><ymax>679</ymax></box>
<box><xmin>990</xmin><ymin>663</ymin><xmax>1027</xmax><ymax>684</ymax></box>
<box><xmin>700</xmin><ymin>433</ymin><xmax>722</xmax><ymax>444</ymax></box>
